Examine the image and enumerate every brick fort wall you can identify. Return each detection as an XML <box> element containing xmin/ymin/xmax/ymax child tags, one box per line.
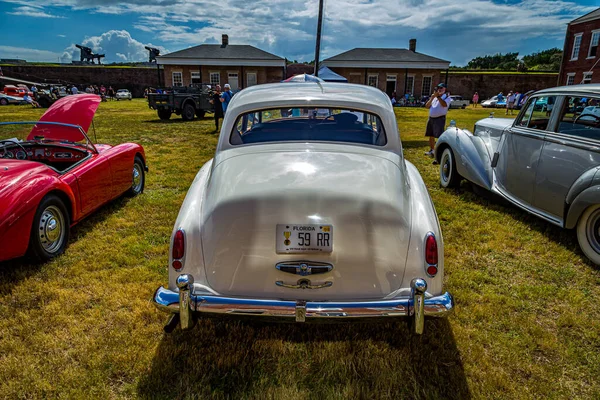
<box><xmin>0</xmin><ymin>65</ymin><xmax>164</xmax><ymax>98</ymax></box>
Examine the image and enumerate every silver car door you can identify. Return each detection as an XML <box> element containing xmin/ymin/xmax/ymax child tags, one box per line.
<box><xmin>534</xmin><ymin>95</ymin><xmax>600</xmax><ymax>221</ymax></box>
<box><xmin>495</xmin><ymin>95</ymin><xmax>556</xmax><ymax>205</ymax></box>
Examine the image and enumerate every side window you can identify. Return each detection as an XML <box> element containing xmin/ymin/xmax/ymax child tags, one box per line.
<box><xmin>515</xmin><ymin>96</ymin><xmax>556</xmax><ymax>131</ymax></box>
<box><xmin>557</xmin><ymin>96</ymin><xmax>600</xmax><ymax>141</ymax></box>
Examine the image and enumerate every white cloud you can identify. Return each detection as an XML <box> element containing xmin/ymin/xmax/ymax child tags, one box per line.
<box><xmin>60</xmin><ymin>30</ymin><xmax>168</xmax><ymax>63</ymax></box>
<box><xmin>57</xmin><ymin>34</ymin><xmax>66</xmax><ymax>37</ymax></box>
<box><xmin>0</xmin><ymin>45</ymin><xmax>62</xmax><ymax>62</ymax></box>
<box><xmin>6</xmin><ymin>5</ymin><xmax>65</xmax><ymax>18</ymax></box>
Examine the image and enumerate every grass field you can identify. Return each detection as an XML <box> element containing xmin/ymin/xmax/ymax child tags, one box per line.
<box><xmin>0</xmin><ymin>100</ymin><xmax>599</xmax><ymax>399</ymax></box>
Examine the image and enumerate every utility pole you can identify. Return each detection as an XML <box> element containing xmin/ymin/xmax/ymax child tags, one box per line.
<box><xmin>313</xmin><ymin>0</ymin><xmax>324</xmax><ymax>76</ymax></box>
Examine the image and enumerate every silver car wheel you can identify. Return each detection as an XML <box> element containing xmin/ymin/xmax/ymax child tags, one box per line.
<box><xmin>439</xmin><ymin>148</ymin><xmax>460</xmax><ymax>188</ymax></box>
<box><xmin>38</xmin><ymin>205</ymin><xmax>66</xmax><ymax>253</ymax></box>
<box><xmin>577</xmin><ymin>205</ymin><xmax>600</xmax><ymax>265</ymax></box>
<box><xmin>132</xmin><ymin>163</ymin><xmax>143</xmax><ymax>193</ymax></box>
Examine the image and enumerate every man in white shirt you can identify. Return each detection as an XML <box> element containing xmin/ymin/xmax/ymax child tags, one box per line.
<box><xmin>424</xmin><ymin>83</ymin><xmax>452</xmax><ymax>156</ymax></box>
<box><xmin>71</xmin><ymin>85</ymin><xmax>78</xmax><ymax>95</ymax></box>
<box><xmin>506</xmin><ymin>91</ymin><xmax>516</xmax><ymax>115</ymax></box>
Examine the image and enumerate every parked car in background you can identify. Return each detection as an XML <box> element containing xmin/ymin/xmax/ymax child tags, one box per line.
<box><xmin>481</xmin><ymin>95</ymin><xmax>506</xmax><ymax>108</ymax></box>
<box><xmin>435</xmin><ymin>84</ymin><xmax>600</xmax><ymax>265</ymax></box>
<box><xmin>0</xmin><ymin>94</ymin><xmax>147</xmax><ymax>262</ymax></box>
<box><xmin>147</xmin><ymin>84</ymin><xmax>213</xmax><ymax>120</ymax></box>
<box><xmin>0</xmin><ymin>93</ymin><xmax>25</xmax><ymax>105</ymax></box>
<box><xmin>2</xmin><ymin>85</ymin><xmax>32</xmax><ymax>98</ymax></box>
<box><xmin>115</xmin><ymin>89</ymin><xmax>132</xmax><ymax>100</ymax></box>
<box><xmin>449</xmin><ymin>95</ymin><xmax>469</xmax><ymax>109</ymax></box>
<box><xmin>153</xmin><ymin>82</ymin><xmax>454</xmax><ymax>335</ymax></box>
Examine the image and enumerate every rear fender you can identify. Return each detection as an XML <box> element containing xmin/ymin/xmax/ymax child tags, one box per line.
<box><xmin>565</xmin><ymin>183</ymin><xmax>600</xmax><ymax>229</ymax></box>
<box><xmin>435</xmin><ymin>127</ymin><xmax>493</xmax><ymax>190</ymax></box>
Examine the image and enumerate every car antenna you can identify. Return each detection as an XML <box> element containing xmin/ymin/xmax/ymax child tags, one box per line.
<box><xmin>91</xmin><ymin>119</ymin><xmax>98</xmax><ymax>143</ymax></box>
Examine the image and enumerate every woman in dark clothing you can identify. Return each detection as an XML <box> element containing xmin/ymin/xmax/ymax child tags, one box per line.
<box><xmin>210</xmin><ymin>84</ymin><xmax>224</xmax><ymax>132</ymax></box>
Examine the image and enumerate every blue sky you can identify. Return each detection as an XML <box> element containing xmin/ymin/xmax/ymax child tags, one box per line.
<box><xmin>0</xmin><ymin>0</ymin><xmax>598</xmax><ymax>65</ymax></box>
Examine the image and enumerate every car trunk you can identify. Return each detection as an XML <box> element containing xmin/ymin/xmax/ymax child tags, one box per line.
<box><xmin>200</xmin><ymin>150</ymin><xmax>412</xmax><ymax>301</ymax></box>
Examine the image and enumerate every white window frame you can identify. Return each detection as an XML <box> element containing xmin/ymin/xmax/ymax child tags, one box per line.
<box><xmin>405</xmin><ymin>75</ymin><xmax>415</xmax><ymax>94</ymax></box>
<box><xmin>583</xmin><ymin>72</ymin><xmax>593</xmax><ymax>84</ymax></box>
<box><xmin>172</xmin><ymin>71</ymin><xmax>183</xmax><ymax>87</ymax></box>
<box><xmin>190</xmin><ymin>71</ymin><xmax>201</xmax><ymax>84</ymax></box>
<box><xmin>367</xmin><ymin>74</ymin><xmax>378</xmax><ymax>88</ymax></box>
<box><xmin>422</xmin><ymin>76</ymin><xmax>433</xmax><ymax>96</ymax></box>
<box><xmin>209</xmin><ymin>72</ymin><xmax>220</xmax><ymax>86</ymax></box>
<box><xmin>246</xmin><ymin>72</ymin><xmax>257</xmax><ymax>87</ymax></box>
<box><xmin>588</xmin><ymin>29</ymin><xmax>600</xmax><ymax>59</ymax></box>
<box><xmin>571</xmin><ymin>33</ymin><xmax>583</xmax><ymax>61</ymax></box>
<box><xmin>566</xmin><ymin>73</ymin><xmax>575</xmax><ymax>85</ymax></box>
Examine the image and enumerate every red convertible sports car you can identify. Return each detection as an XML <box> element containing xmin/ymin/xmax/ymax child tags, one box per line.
<box><xmin>0</xmin><ymin>94</ymin><xmax>147</xmax><ymax>262</ymax></box>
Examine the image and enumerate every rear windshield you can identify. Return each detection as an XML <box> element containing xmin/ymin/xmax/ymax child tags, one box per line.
<box><xmin>230</xmin><ymin>108</ymin><xmax>387</xmax><ymax>146</ymax></box>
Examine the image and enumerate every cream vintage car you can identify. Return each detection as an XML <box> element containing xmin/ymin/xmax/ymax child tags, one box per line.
<box><xmin>153</xmin><ymin>82</ymin><xmax>454</xmax><ymax>334</ymax></box>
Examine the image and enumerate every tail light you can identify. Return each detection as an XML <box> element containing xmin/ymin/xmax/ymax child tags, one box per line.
<box><xmin>425</xmin><ymin>232</ymin><xmax>438</xmax><ymax>277</ymax></box>
<box><xmin>172</xmin><ymin>229</ymin><xmax>185</xmax><ymax>270</ymax></box>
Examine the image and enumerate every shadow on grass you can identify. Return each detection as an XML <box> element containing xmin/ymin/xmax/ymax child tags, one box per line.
<box><xmin>0</xmin><ymin>194</ymin><xmax>134</xmax><ymax>293</ymax></box>
<box><xmin>137</xmin><ymin>317</ymin><xmax>469</xmax><ymax>399</ymax></box>
<box><xmin>401</xmin><ymin>139</ymin><xmax>430</xmax><ymax>149</ymax></box>
<box><xmin>453</xmin><ymin>181</ymin><xmax>595</xmax><ymax>267</ymax></box>
<box><xmin>144</xmin><ymin>116</ymin><xmax>213</xmax><ymax>124</ymax></box>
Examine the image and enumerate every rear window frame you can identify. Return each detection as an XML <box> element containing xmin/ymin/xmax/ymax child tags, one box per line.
<box><xmin>228</xmin><ymin>106</ymin><xmax>388</xmax><ymax>147</ymax></box>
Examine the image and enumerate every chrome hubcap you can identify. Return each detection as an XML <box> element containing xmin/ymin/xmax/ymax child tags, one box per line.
<box><xmin>38</xmin><ymin>205</ymin><xmax>65</xmax><ymax>253</ymax></box>
<box><xmin>441</xmin><ymin>154</ymin><xmax>451</xmax><ymax>182</ymax></box>
<box><xmin>586</xmin><ymin>209</ymin><xmax>600</xmax><ymax>254</ymax></box>
<box><xmin>132</xmin><ymin>163</ymin><xmax>143</xmax><ymax>192</ymax></box>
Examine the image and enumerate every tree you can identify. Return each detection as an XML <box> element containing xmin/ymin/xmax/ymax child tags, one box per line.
<box><xmin>522</xmin><ymin>48</ymin><xmax>562</xmax><ymax>71</ymax></box>
<box><xmin>466</xmin><ymin>52</ymin><xmax>519</xmax><ymax>70</ymax></box>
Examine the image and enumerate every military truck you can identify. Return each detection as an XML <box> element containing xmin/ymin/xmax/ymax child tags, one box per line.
<box><xmin>147</xmin><ymin>84</ymin><xmax>214</xmax><ymax>121</ymax></box>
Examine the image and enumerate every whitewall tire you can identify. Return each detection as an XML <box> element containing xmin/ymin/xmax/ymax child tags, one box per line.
<box><xmin>576</xmin><ymin>204</ymin><xmax>600</xmax><ymax>265</ymax></box>
<box><xmin>439</xmin><ymin>148</ymin><xmax>461</xmax><ymax>188</ymax></box>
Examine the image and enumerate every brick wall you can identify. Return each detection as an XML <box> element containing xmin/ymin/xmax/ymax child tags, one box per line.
<box><xmin>328</xmin><ymin>67</ymin><xmax>444</xmax><ymax>98</ymax></box>
<box><xmin>0</xmin><ymin>65</ymin><xmax>162</xmax><ymax>97</ymax></box>
<box><xmin>446</xmin><ymin>72</ymin><xmax>558</xmax><ymax>100</ymax></box>
<box><xmin>163</xmin><ymin>65</ymin><xmax>284</xmax><ymax>88</ymax></box>
<box><xmin>559</xmin><ymin>18</ymin><xmax>600</xmax><ymax>85</ymax></box>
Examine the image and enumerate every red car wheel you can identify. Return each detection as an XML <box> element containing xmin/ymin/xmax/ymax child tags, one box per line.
<box><xmin>28</xmin><ymin>194</ymin><xmax>70</xmax><ymax>262</ymax></box>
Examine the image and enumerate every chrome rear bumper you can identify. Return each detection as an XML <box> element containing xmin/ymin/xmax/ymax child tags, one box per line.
<box><xmin>152</xmin><ymin>274</ymin><xmax>454</xmax><ymax>334</ymax></box>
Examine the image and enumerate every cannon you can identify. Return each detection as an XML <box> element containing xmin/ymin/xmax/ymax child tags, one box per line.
<box><xmin>145</xmin><ymin>46</ymin><xmax>161</xmax><ymax>63</ymax></box>
<box><xmin>75</xmin><ymin>44</ymin><xmax>105</xmax><ymax>64</ymax></box>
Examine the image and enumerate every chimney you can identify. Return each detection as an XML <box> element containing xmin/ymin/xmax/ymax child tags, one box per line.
<box><xmin>409</xmin><ymin>38</ymin><xmax>417</xmax><ymax>52</ymax></box>
<box><xmin>222</xmin><ymin>34</ymin><xmax>229</xmax><ymax>47</ymax></box>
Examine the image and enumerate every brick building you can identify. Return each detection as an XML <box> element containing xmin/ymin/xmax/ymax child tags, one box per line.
<box><xmin>321</xmin><ymin>39</ymin><xmax>450</xmax><ymax>98</ymax></box>
<box><xmin>558</xmin><ymin>8</ymin><xmax>600</xmax><ymax>86</ymax></box>
<box><xmin>156</xmin><ymin>35</ymin><xmax>285</xmax><ymax>89</ymax></box>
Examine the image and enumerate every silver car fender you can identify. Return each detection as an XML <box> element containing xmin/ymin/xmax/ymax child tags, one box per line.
<box><xmin>435</xmin><ymin>127</ymin><xmax>493</xmax><ymax>190</ymax></box>
<box><xmin>565</xmin><ymin>168</ymin><xmax>600</xmax><ymax>229</ymax></box>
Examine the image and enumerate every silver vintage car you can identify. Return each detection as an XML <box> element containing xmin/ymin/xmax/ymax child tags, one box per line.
<box><xmin>435</xmin><ymin>84</ymin><xmax>600</xmax><ymax>265</ymax></box>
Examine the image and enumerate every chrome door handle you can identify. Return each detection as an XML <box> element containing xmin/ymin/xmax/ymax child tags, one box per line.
<box><xmin>276</xmin><ymin>279</ymin><xmax>333</xmax><ymax>289</ymax></box>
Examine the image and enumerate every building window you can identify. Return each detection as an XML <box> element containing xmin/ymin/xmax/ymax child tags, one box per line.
<box><xmin>566</xmin><ymin>73</ymin><xmax>575</xmax><ymax>85</ymax></box>
<box><xmin>583</xmin><ymin>72</ymin><xmax>593</xmax><ymax>84</ymax></box>
<box><xmin>228</xmin><ymin>73</ymin><xmax>239</xmax><ymax>90</ymax></box>
<box><xmin>246</xmin><ymin>72</ymin><xmax>257</xmax><ymax>87</ymax></box>
<box><xmin>368</xmin><ymin>74</ymin><xmax>378</xmax><ymax>87</ymax></box>
<box><xmin>589</xmin><ymin>30</ymin><xmax>600</xmax><ymax>58</ymax></box>
<box><xmin>571</xmin><ymin>34</ymin><xmax>582</xmax><ymax>60</ymax></box>
<box><xmin>422</xmin><ymin>76</ymin><xmax>432</xmax><ymax>96</ymax></box>
<box><xmin>210</xmin><ymin>72</ymin><xmax>220</xmax><ymax>86</ymax></box>
<box><xmin>191</xmin><ymin>71</ymin><xmax>201</xmax><ymax>84</ymax></box>
<box><xmin>172</xmin><ymin>72</ymin><xmax>183</xmax><ymax>87</ymax></box>
<box><xmin>405</xmin><ymin>76</ymin><xmax>414</xmax><ymax>94</ymax></box>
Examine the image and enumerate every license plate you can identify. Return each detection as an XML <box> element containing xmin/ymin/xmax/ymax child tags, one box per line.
<box><xmin>276</xmin><ymin>224</ymin><xmax>333</xmax><ymax>254</ymax></box>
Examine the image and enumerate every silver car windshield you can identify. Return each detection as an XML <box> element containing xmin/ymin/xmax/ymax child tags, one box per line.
<box><xmin>230</xmin><ymin>108</ymin><xmax>387</xmax><ymax>146</ymax></box>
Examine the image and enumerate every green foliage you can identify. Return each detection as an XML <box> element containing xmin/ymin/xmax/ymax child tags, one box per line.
<box><xmin>466</xmin><ymin>52</ymin><xmax>520</xmax><ymax>70</ymax></box>
<box><xmin>460</xmin><ymin>48</ymin><xmax>563</xmax><ymax>71</ymax></box>
<box><xmin>523</xmin><ymin>48</ymin><xmax>563</xmax><ymax>71</ymax></box>
<box><xmin>0</xmin><ymin>102</ymin><xmax>599</xmax><ymax>399</ymax></box>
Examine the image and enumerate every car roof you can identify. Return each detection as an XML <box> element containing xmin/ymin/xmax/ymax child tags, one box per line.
<box><xmin>229</xmin><ymin>82</ymin><xmax>393</xmax><ymax>112</ymax></box>
<box><xmin>535</xmin><ymin>84</ymin><xmax>600</xmax><ymax>96</ymax></box>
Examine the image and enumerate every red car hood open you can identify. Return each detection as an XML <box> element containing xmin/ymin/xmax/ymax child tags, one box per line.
<box><xmin>27</xmin><ymin>94</ymin><xmax>101</xmax><ymax>142</ymax></box>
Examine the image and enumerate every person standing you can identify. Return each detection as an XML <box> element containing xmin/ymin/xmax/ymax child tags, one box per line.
<box><xmin>71</xmin><ymin>85</ymin><xmax>78</xmax><ymax>95</ymax></box>
<box><xmin>210</xmin><ymin>84</ymin><xmax>224</xmax><ymax>132</ymax></box>
<box><xmin>220</xmin><ymin>83</ymin><xmax>233</xmax><ymax>114</ymax></box>
<box><xmin>472</xmin><ymin>92</ymin><xmax>479</xmax><ymax>108</ymax></box>
<box><xmin>506</xmin><ymin>91</ymin><xmax>516</xmax><ymax>115</ymax></box>
<box><xmin>424</xmin><ymin>83</ymin><xmax>452</xmax><ymax>157</ymax></box>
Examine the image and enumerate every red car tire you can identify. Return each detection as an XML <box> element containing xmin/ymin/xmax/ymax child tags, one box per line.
<box><xmin>27</xmin><ymin>194</ymin><xmax>70</xmax><ymax>262</ymax></box>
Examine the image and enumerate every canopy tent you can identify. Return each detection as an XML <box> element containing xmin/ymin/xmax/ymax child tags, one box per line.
<box><xmin>317</xmin><ymin>66</ymin><xmax>348</xmax><ymax>82</ymax></box>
